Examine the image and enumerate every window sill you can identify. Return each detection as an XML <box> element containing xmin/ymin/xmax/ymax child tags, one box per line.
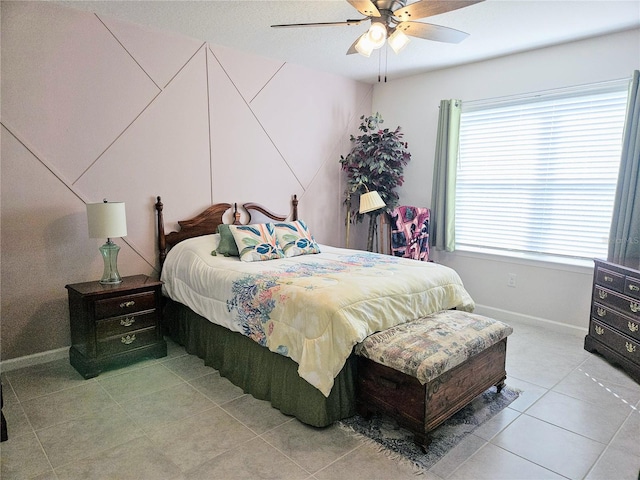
<box><xmin>436</xmin><ymin>246</ymin><xmax>595</xmax><ymax>274</ymax></box>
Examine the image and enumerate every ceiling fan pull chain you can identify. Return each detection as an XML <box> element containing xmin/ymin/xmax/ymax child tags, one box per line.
<box><xmin>385</xmin><ymin>46</ymin><xmax>388</xmax><ymax>83</ymax></box>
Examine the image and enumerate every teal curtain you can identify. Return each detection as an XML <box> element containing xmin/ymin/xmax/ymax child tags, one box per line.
<box><xmin>431</xmin><ymin>99</ymin><xmax>461</xmax><ymax>251</ymax></box>
<box><xmin>608</xmin><ymin>71</ymin><xmax>640</xmax><ymax>269</ymax></box>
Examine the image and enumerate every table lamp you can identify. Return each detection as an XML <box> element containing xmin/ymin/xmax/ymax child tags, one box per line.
<box><xmin>87</xmin><ymin>200</ymin><xmax>127</xmax><ymax>284</ymax></box>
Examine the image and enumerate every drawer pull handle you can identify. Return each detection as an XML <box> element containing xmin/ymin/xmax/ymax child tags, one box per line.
<box><xmin>625</xmin><ymin>342</ymin><xmax>636</xmax><ymax>353</ymax></box>
<box><xmin>120</xmin><ymin>301</ymin><xmax>135</xmax><ymax>308</ymax></box>
<box><xmin>629</xmin><ymin>285</ymin><xmax>640</xmax><ymax>292</ymax></box>
<box><xmin>604</xmin><ymin>275</ymin><xmax>614</xmax><ymax>283</ymax></box>
<box><xmin>628</xmin><ymin>321</ymin><xmax>639</xmax><ymax>333</ymax></box>
<box><xmin>120</xmin><ymin>317</ymin><xmax>135</xmax><ymax>327</ymax></box>
<box><xmin>598</xmin><ymin>290</ymin><xmax>607</xmax><ymax>300</ymax></box>
<box><xmin>631</xmin><ymin>302</ymin><xmax>640</xmax><ymax>313</ymax></box>
<box><xmin>597</xmin><ymin>307</ymin><xmax>607</xmax><ymax>317</ymax></box>
<box><xmin>595</xmin><ymin>325</ymin><xmax>605</xmax><ymax>335</ymax></box>
<box><xmin>121</xmin><ymin>334</ymin><xmax>136</xmax><ymax>345</ymax></box>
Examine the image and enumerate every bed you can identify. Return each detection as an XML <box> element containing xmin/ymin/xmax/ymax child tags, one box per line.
<box><xmin>155</xmin><ymin>195</ymin><xmax>475</xmax><ymax>427</ymax></box>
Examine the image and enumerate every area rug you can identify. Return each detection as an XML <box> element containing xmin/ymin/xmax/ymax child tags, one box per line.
<box><xmin>339</xmin><ymin>385</ymin><xmax>520</xmax><ymax>472</ymax></box>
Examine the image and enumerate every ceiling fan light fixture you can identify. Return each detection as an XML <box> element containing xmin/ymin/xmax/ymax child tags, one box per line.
<box><xmin>366</xmin><ymin>21</ymin><xmax>388</xmax><ymax>49</ymax></box>
<box><xmin>355</xmin><ymin>33</ymin><xmax>374</xmax><ymax>57</ymax></box>
<box><xmin>388</xmin><ymin>29</ymin><xmax>410</xmax><ymax>54</ymax></box>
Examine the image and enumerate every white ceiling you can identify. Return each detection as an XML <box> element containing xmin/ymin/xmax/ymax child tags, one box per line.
<box><xmin>57</xmin><ymin>0</ymin><xmax>640</xmax><ymax>84</ymax></box>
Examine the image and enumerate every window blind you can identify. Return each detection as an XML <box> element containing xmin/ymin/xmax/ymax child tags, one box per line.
<box><xmin>456</xmin><ymin>80</ymin><xmax>629</xmax><ymax>260</ymax></box>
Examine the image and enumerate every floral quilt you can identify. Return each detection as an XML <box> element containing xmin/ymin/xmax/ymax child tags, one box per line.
<box><xmin>162</xmin><ymin>236</ymin><xmax>475</xmax><ymax>397</ymax></box>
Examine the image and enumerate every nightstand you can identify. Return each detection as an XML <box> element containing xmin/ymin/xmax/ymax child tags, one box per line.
<box><xmin>66</xmin><ymin>275</ymin><xmax>167</xmax><ymax>378</ymax></box>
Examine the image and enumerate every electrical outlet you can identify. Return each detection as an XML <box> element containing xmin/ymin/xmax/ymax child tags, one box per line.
<box><xmin>507</xmin><ymin>273</ymin><xmax>517</xmax><ymax>288</ymax></box>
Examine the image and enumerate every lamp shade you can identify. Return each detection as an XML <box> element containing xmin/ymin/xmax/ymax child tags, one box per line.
<box><xmin>355</xmin><ymin>33</ymin><xmax>374</xmax><ymax>57</ymax></box>
<box><xmin>388</xmin><ymin>29</ymin><xmax>410</xmax><ymax>54</ymax></box>
<box><xmin>366</xmin><ymin>22</ymin><xmax>387</xmax><ymax>49</ymax></box>
<box><xmin>359</xmin><ymin>191</ymin><xmax>386</xmax><ymax>214</ymax></box>
<box><xmin>87</xmin><ymin>202</ymin><xmax>127</xmax><ymax>239</ymax></box>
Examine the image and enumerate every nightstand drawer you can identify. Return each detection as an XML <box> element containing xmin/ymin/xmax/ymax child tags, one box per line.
<box><xmin>596</xmin><ymin>267</ymin><xmax>625</xmax><ymax>294</ymax></box>
<box><xmin>592</xmin><ymin>303</ymin><xmax>640</xmax><ymax>342</ymax></box>
<box><xmin>625</xmin><ymin>276</ymin><xmax>640</xmax><ymax>300</ymax></box>
<box><xmin>96</xmin><ymin>312</ymin><xmax>158</xmax><ymax>338</ymax></box>
<box><xmin>94</xmin><ymin>292</ymin><xmax>156</xmax><ymax>320</ymax></box>
<box><xmin>97</xmin><ymin>326</ymin><xmax>159</xmax><ymax>356</ymax></box>
<box><xmin>590</xmin><ymin>320</ymin><xmax>639</xmax><ymax>363</ymax></box>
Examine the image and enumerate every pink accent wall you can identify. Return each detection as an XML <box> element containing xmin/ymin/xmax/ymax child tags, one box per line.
<box><xmin>0</xmin><ymin>1</ymin><xmax>372</xmax><ymax>360</ymax></box>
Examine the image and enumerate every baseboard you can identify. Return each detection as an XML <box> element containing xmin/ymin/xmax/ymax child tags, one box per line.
<box><xmin>0</xmin><ymin>307</ymin><xmax>588</xmax><ymax>372</ymax></box>
<box><xmin>0</xmin><ymin>347</ymin><xmax>69</xmax><ymax>373</ymax></box>
<box><xmin>473</xmin><ymin>304</ymin><xmax>588</xmax><ymax>338</ymax></box>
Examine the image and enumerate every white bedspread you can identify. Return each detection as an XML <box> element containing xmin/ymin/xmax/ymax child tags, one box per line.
<box><xmin>161</xmin><ymin>234</ymin><xmax>475</xmax><ymax>396</ymax></box>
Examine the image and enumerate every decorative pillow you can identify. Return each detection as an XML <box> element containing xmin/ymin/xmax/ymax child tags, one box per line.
<box><xmin>274</xmin><ymin>220</ymin><xmax>321</xmax><ymax>257</ymax></box>
<box><xmin>216</xmin><ymin>224</ymin><xmax>239</xmax><ymax>257</ymax></box>
<box><xmin>229</xmin><ymin>223</ymin><xmax>284</xmax><ymax>262</ymax></box>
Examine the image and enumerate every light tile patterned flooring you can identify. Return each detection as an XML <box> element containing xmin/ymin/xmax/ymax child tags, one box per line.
<box><xmin>1</xmin><ymin>319</ymin><xmax>639</xmax><ymax>480</ymax></box>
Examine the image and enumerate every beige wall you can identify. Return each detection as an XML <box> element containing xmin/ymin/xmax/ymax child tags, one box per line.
<box><xmin>0</xmin><ymin>1</ymin><xmax>372</xmax><ymax>361</ymax></box>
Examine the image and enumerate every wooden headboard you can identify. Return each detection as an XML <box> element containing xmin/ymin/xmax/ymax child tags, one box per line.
<box><xmin>155</xmin><ymin>195</ymin><xmax>298</xmax><ymax>267</ymax></box>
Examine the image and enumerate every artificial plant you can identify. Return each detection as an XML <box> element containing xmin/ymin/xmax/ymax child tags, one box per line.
<box><xmin>340</xmin><ymin>113</ymin><xmax>411</xmax><ymax>251</ymax></box>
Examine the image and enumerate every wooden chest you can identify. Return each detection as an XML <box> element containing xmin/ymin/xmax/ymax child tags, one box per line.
<box><xmin>584</xmin><ymin>259</ymin><xmax>640</xmax><ymax>383</ymax></box>
<box><xmin>356</xmin><ymin>338</ymin><xmax>507</xmax><ymax>448</ymax></box>
<box><xmin>354</xmin><ymin>310</ymin><xmax>512</xmax><ymax>449</ymax></box>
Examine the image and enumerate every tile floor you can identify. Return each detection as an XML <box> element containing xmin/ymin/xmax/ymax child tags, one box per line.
<box><xmin>1</xmin><ymin>319</ymin><xmax>639</xmax><ymax>480</ymax></box>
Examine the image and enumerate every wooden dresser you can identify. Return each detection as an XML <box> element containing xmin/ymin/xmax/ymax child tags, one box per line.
<box><xmin>584</xmin><ymin>259</ymin><xmax>640</xmax><ymax>383</ymax></box>
<box><xmin>67</xmin><ymin>275</ymin><xmax>167</xmax><ymax>378</ymax></box>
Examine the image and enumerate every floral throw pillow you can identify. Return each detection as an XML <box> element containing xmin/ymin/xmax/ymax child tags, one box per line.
<box><xmin>229</xmin><ymin>223</ymin><xmax>284</xmax><ymax>262</ymax></box>
<box><xmin>274</xmin><ymin>220</ymin><xmax>321</xmax><ymax>257</ymax></box>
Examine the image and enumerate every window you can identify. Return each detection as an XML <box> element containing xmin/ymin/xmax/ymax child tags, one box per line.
<box><xmin>455</xmin><ymin>80</ymin><xmax>629</xmax><ymax>260</ymax></box>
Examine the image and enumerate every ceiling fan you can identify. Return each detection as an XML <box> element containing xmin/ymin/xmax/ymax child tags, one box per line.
<box><xmin>271</xmin><ymin>0</ymin><xmax>485</xmax><ymax>57</ymax></box>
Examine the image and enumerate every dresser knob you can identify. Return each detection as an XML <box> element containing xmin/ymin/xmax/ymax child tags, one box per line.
<box><xmin>595</xmin><ymin>325</ymin><xmax>605</xmax><ymax>335</ymax></box>
<box><xmin>597</xmin><ymin>308</ymin><xmax>607</xmax><ymax>317</ymax></box>
<box><xmin>630</xmin><ymin>302</ymin><xmax>640</xmax><ymax>313</ymax></box>
<box><xmin>625</xmin><ymin>342</ymin><xmax>636</xmax><ymax>354</ymax></box>
<box><xmin>119</xmin><ymin>301</ymin><xmax>135</xmax><ymax>308</ymax></box>
<box><xmin>121</xmin><ymin>334</ymin><xmax>136</xmax><ymax>345</ymax></box>
<box><xmin>629</xmin><ymin>322</ymin><xmax>639</xmax><ymax>333</ymax></box>
<box><xmin>598</xmin><ymin>290</ymin><xmax>608</xmax><ymax>300</ymax></box>
<box><xmin>604</xmin><ymin>275</ymin><xmax>613</xmax><ymax>283</ymax></box>
<box><xmin>120</xmin><ymin>317</ymin><xmax>135</xmax><ymax>327</ymax></box>
<box><xmin>629</xmin><ymin>284</ymin><xmax>640</xmax><ymax>292</ymax></box>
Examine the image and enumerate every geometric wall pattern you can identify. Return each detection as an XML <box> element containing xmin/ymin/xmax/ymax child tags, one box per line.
<box><xmin>0</xmin><ymin>1</ymin><xmax>372</xmax><ymax>360</ymax></box>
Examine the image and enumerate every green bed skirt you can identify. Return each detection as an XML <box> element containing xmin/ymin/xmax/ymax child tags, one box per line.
<box><xmin>162</xmin><ymin>299</ymin><xmax>357</xmax><ymax>427</ymax></box>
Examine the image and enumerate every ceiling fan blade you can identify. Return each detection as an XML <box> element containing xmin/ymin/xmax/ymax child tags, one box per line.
<box><xmin>393</xmin><ymin>0</ymin><xmax>484</xmax><ymax>21</ymax></box>
<box><xmin>347</xmin><ymin>0</ymin><xmax>381</xmax><ymax>17</ymax></box>
<box><xmin>396</xmin><ymin>21</ymin><xmax>469</xmax><ymax>43</ymax></box>
<box><xmin>271</xmin><ymin>19</ymin><xmax>364</xmax><ymax>28</ymax></box>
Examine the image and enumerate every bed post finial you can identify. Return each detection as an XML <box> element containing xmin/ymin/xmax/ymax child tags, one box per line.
<box><xmin>233</xmin><ymin>203</ymin><xmax>241</xmax><ymax>225</ymax></box>
<box><xmin>155</xmin><ymin>196</ymin><xmax>167</xmax><ymax>266</ymax></box>
<box><xmin>292</xmin><ymin>194</ymin><xmax>298</xmax><ymax>221</ymax></box>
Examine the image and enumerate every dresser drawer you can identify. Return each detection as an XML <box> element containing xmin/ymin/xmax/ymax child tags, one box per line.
<box><xmin>96</xmin><ymin>311</ymin><xmax>158</xmax><ymax>339</ymax></box>
<box><xmin>590</xmin><ymin>320</ymin><xmax>639</xmax><ymax>364</ymax></box>
<box><xmin>625</xmin><ymin>276</ymin><xmax>640</xmax><ymax>300</ymax></box>
<box><xmin>595</xmin><ymin>267</ymin><xmax>625</xmax><ymax>293</ymax></box>
<box><xmin>594</xmin><ymin>286</ymin><xmax>640</xmax><ymax>320</ymax></box>
<box><xmin>592</xmin><ymin>303</ymin><xmax>640</xmax><ymax>341</ymax></box>
<box><xmin>94</xmin><ymin>292</ymin><xmax>156</xmax><ymax>320</ymax></box>
<box><xmin>97</xmin><ymin>326</ymin><xmax>159</xmax><ymax>356</ymax></box>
